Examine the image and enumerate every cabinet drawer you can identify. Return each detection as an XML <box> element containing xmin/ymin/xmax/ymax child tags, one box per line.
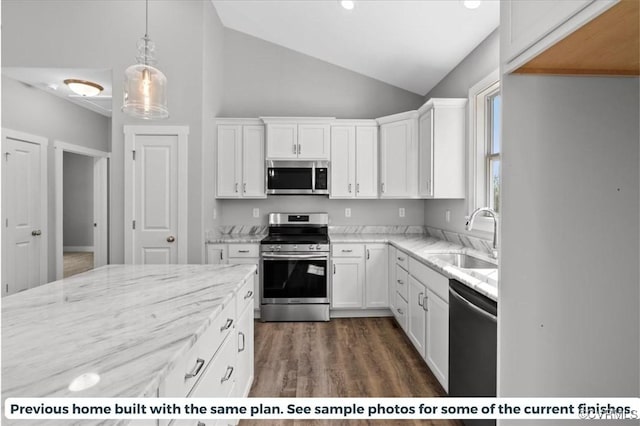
<box><xmin>228</xmin><ymin>244</ymin><xmax>259</xmax><ymax>258</ymax></box>
<box><xmin>409</xmin><ymin>257</ymin><xmax>449</xmax><ymax>302</ymax></box>
<box><xmin>332</xmin><ymin>244</ymin><xmax>365</xmax><ymax>258</ymax></box>
<box><xmin>395</xmin><ymin>264</ymin><xmax>408</xmax><ymax>302</ymax></box>
<box><xmin>236</xmin><ymin>277</ymin><xmax>254</xmax><ymax>317</ymax></box>
<box><xmin>395</xmin><ymin>250</ymin><xmax>409</xmax><ymax>270</ymax></box>
<box><xmin>160</xmin><ymin>297</ymin><xmax>236</xmax><ymax>397</ymax></box>
<box><xmin>190</xmin><ymin>330</ymin><xmax>237</xmax><ymax>398</ymax></box>
<box><xmin>394</xmin><ymin>292</ymin><xmax>408</xmax><ymax>332</ymax></box>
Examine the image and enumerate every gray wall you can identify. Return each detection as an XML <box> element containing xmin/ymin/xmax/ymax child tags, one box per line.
<box><xmin>2</xmin><ymin>0</ymin><xmax>225</xmax><ymax>267</ymax></box>
<box><xmin>63</xmin><ymin>152</ymin><xmax>94</xmax><ymax>248</ymax></box>
<box><xmin>422</xmin><ymin>29</ymin><xmax>499</xmax><ymax>237</ymax></box>
<box><xmin>217</xmin><ymin>28</ymin><xmax>426</xmax><ymax>227</ymax></box>
<box><xmin>499</xmin><ymin>75</ymin><xmax>639</xmax><ymax>407</ymax></box>
<box><xmin>2</xmin><ymin>75</ymin><xmax>109</xmax><ymax>280</ymax></box>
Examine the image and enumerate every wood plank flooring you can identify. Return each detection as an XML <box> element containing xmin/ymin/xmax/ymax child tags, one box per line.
<box><xmin>242</xmin><ymin>317</ymin><xmax>462</xmax><ymax>426</ymax></box>
<box><xmin>63</xmin><ymin>252</ymin><xmax>94</xmax><ymax>278</ymax></box>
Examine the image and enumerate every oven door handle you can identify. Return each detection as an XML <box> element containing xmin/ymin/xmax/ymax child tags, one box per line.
<box><xmin>262</xmin><ymin>254</ymin><xmax>328</xmax><ymax>260</ymax></box>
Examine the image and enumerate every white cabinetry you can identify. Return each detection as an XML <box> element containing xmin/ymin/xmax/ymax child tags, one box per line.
<box><xmin>407</xmin><ymin>275</ymin><xmax>427</xmax><ymax>358</ymax></box>
<box><xmin>425</xmin><ymin>287</ymin><xmax>449</xmax><ymax>391</ymax></box>
<box><xmin>216</xmin><ymin>120</ymin><xmax>265</xmax><ymax>199</ymax></box>
<box><xmin>263</xmin><ymin>118</ymin><xmax>333</xmax><ymax>160</ymax></box>
<box><xmin>502</xmin><ymin>0</ymin><xmax>618</xmax><ymax>72</ymax></box>
<box><xmin>391</xmin><ymin>249</ymin><xmax>411</xmax><ymax>328</ymax></box>
<box><xmin>417</xmin><ymin>99</ymin><xmax>466</xmax><ymax>199</ymax></box>
<box><xmin>378</xmin><ymin>111</ymin><xmax>418</xmax><ymax>198</ymax></box>
<box><xmin>206</xmin><ymin>244</ymin><xmax>228</xmax><ymax>265</ymax></box>
<box><xmin>331</xmin><ymin>243</ymin><xmax>388</xmax><ymax>312</ymax></box>
<box><xmin>207</xmin><ymin>243</ymin><xmax>260</xmax><ymax>314</ymax></box>
<box><xmin>330</xmin><ymin>121</ymin><xmax>378</xmax><ymax>199</ymax></box>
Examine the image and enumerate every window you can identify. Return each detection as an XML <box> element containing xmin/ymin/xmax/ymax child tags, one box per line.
<box><xmin>467</xmin><ymin>69</ymin><xmax>500</xmax><ymax>232</ymax></box>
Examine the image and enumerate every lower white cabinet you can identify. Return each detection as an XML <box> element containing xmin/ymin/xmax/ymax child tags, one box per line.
<box><xmin>206</xmin><ymin>244</ymin><xmax>228</xmax><ymax>264</ymax></box>
<box><xmin>331</xmin><ymin>243</ymin><xmax>388</xmax><ymax>311</ymax></box>
<box><xmin>207</xmin><ymin>243</ymin><xmax>260</xmax><ymax>314</ymax></box>
<box><xmin>407</xmin><ymin>276</ymin><xmax>427</xmax><ymax>358</ymax></box>
<box><xmin>425</xmin><ymin>288</ymin><xmax>449</xmax><ymax>392</ymax></box>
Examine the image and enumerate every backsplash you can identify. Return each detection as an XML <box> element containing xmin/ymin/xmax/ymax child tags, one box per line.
<box><xmin>329</xmin><ymin>225</ymin><xmax>426</xmax><ymax>234</ymax></box>
<box><xmin>427</xmin><ymin>227</ymin><xmax>493</xmax><ymax>254</ymax></box>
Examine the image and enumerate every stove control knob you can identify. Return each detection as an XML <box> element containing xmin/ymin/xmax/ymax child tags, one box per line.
<box><xmin>276</xmin><ymin>245</ymin><xmax>281</xmax><ymax>251</ymax></box>
<box><xmin>270</xmin><ymin>245</ymin><xmax>276</xmax><ymax>251</ymax></box>
<box><xmin>316</xmin><ymin>244</ymin><xmax>321</xmax><ymax>250</ymax></box>
<box><xmin>309</xmin><ymin>244</ymin><xmax>315</xmax><ymax>250</ymax></box>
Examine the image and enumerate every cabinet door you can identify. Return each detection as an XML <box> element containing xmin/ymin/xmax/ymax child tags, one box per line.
<box><xmin>407</xmin><ymin>276</ymin><xmax>427</xmax><ymax>358</ymax></box>
<box><xmin>217</xmin><ymin>125</ymin><xmax>242</xmax><ymax>198</ymax></box>
<box><xmin>355</xmin><ymin>126</ymin><xmax>378</xmax><ymax>198</ymax></box>
<box><xmin>206</xmin><ymin>244</ymin><xmax>228</xmax><ymax>265</ymax></box>
<box><xmin>388</xmin><ymin>246</ymin><xmax>397</xmax><ymax>311</ymax></box>
<box><xmin>425</xmin><ymin>288</ymin><xmax>449</xmax><ymax>392</ymax></box>
<box><xmin>380</xmin><ymin>119</ymin><xmax>415</xmax><ymax>197</ymax></box>
<box><xmin>242</xmin><ymin>126</ymin><xmax>265</xmax><ymax>198</ymax></box>
<box><xmin>266</xmin><ymin>124</ymin><xmax>298</xmax><ymax>159</ymax></box>
<box><xmin>228</xmin><ymin>257</ymin><xmax>260</xmax><ymax>311</ymax></box>
<box><xmin>234</xmin><ymin>302</ymin><xmax>255</xmax><ymax>398</ymax></box>
<box><xmin>298</xmin><ymin>124</ymin><xmax>330</xmax><ymax>159</ymax></box>
<box><xmin>418</xmin><ymin>109</ymin><xmax>433</xmax><ymax>198</ymax></box>
<box><xmin>330</xmin><ymin>126</ymin><xmax>356</xmax><ymax>198</ymax></box>
<box><xmin>331</xmin><ymin>257</ymin><xmax>364</xmax><ymax>309</ymax></box>
<box><xmin>364</xmin><ymin>244</ymin><xmax>388</xmax><ymax>308</ymax></box>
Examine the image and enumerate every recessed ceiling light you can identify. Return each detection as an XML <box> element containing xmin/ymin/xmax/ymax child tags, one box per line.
<box><xmin>463</xmin><ymin>0</ymin><xmax>482</xmax><ymax>9</ymax></box>
<box><xmin>63</xmin><ymin>79</ymin><xmax>104</xmax><ymax>97</ymax></box>
<box><xmin>340</xmin><ymin>0</ymin><xmax>355</xmax><ymax>11</ymax></box>
<box><xmin>47</xmin><ymin>83</ymin><xmax>58</xmax><ymax>91</ymax></box>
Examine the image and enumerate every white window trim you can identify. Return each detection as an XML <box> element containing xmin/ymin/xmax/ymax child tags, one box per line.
<box><xmin>467</xmin><ymin>68</ymin><xmax>500</xmax><ymax>234</ymax></box>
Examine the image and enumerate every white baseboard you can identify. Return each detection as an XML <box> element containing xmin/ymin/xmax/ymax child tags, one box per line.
<box><xmin>64</xmin><ymin>246</ymin><xmax>94</xmax><ymax>253</ymax></box>
<box><xmin>330</xmin><ymin>308</ymin><xmax>393</xmax><ymax>318</ymax></box>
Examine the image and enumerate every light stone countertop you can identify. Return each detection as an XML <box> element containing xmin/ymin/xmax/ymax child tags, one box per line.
<box><xmin>330</xmin><ymin>233</ymin><xmax>498</xmax><ymax>301</ymax></box>
<box><xmin>2</xmin><ymin>264</ymin><xmax>256</xmax><ymax>408</ymax></box>
<box><xmin>206</xmin><ymin>234</ymin><xmax>266</xmax><ymax>244</ymax></box>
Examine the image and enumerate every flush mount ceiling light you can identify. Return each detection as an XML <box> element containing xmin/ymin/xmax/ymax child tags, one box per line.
<box><xmin>463</xmin><ymin>0</ymin><xmax>482</xmax><ymax>9</ymax></box>
<box><xmin>63</xmin><ymin>79</ymin><xmax>103</xmax><ymax>97</ymax></box>
<box><xmin>122</xmin><ymin>0</ymin><xmax>169</xmax><ymax>120</ymax></box>
<box><xmin>340</xmin><ymin>0</ymin><xmax>355</xmax><ymax>11</ymax></box>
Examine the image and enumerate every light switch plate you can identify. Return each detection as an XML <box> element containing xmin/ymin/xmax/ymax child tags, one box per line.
<box><xmin>253</xmin><ymin>208</ymin><xmax>260</xmax><ymax>218</ymax></box>
<box><xmin>213</xmin><ymin>208</ymin><xmax>217</xmax><ymax>220</ymax></box>
<box><xmin>445</xmin><ymin>209</ymin><xmax>451</xmax><ymax>223</ymax></box>
<box><xmin>399</xmin><ymin>208</ymin><xmax>405</xmax><ymax>218</ymax></box>
<box><xmin>345</xmin><ymin>208</ymin><xmax>351</xmax><ymax>218</ymax></box>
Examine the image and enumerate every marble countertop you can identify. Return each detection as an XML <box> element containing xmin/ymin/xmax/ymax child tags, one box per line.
<box><xmin>331</xmin><ymin>233</ymin><xmax>498</xmax><ymax>301</ymax></box>
<box><xmin>2</xmin><ymin>264</ymin><xmax>256</xmax><ymax>405</ymax></box>
<box><xmin>206</xmin><ymin>234</ymin><xmax>266</xmax><ymax>244</ymax></box>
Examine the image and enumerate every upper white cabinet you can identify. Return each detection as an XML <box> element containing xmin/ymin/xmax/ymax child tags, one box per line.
<box><xmin>502</xmin><ymin>0</ymin><xmax>618</xmax><ymax>72</ymax></box>
<box><xmin>378</xmin><ymin>111</ymin><xmax>419</xmax><ymax>198</ymax></box>
<box><xmin>263</xmin><ymin>117</ymin><xmax>333</xmax><ymax>160</ymax></box>
<box><xmin>417</xmin><ymin>99</ymin><xmax>466</xmax><ymax>199</ymax></box>
<box><xmin>216</xmin><ymin>119</ymin><xmax>265</xmax><ymax>199</ymax></box>
<box><xmin>330</xmin><ymin>121</ymin><xmax>378</xmax><ymax>199</ymax></box>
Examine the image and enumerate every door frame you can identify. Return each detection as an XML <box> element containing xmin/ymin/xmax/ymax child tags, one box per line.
<box><xmin>1</xmin><ymin>128</ymin><xmax>49</xmax><ymax>293</ymax></box>
<box><xmin>54</xmin><ymin>140</ymin><xmax>110</xmax><ymax>280</ymax></box>
<box><xmin>123</xmin><ymin>125</ymin><xmax>189</xmax><ymax>264</ymax></box>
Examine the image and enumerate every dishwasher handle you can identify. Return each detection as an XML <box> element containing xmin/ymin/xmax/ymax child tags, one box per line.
<box><xmin>449</xmin><ymin>286</ymin><xmax>497</xmax><ymax>322</ymax></box>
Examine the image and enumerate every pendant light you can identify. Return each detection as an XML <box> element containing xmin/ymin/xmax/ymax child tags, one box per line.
<box><xmin>122</xmin><ymin>0</ymin><xmax>169</xmax><ymax>120</ymax></box>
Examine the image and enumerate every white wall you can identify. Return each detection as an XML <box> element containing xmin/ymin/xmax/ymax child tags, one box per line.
<box><xmin>63</xmin><ymin>152</ymin><xmax>94</xmax><ymax>248</ymax></box>
<box><xmin>216</xmin><ymin>28</ymin><xmax>426</xmax><ymax>227</ymax></box>
<box><xmin>422</xmin><ymin>29</ymin><xmax>499</xmax><ymax>237</ymax></box>
<box><xmin>2</xmin><ymin>75</ymin><xmax>109</xmax><ymax>279</ymax></box>
<box><xmin>499</xmin><ymin>75</ymin><xmax>639</xmax><ymax>408</ymax></box>
<box><xmin>2</xmin><ymin>0</ymin><xmax>225</xmax><ymax>265</ymax></box>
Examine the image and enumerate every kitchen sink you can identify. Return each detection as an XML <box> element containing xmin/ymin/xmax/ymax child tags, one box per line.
<box><xmin>428</xmin><ymin>253</ymin><xmax>497</xmax><ymax>269</ymax></box>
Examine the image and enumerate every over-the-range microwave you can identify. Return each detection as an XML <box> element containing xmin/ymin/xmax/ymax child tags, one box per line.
<box><xmin>266</xmin><ymin>160</ymin><xmax>329</xmax><ymax>195</ymax></box>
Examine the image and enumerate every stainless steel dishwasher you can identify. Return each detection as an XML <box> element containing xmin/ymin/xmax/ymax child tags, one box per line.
<box><xmin>448</xmin><ymin>279</ymin><xmax>497</xmax><ymax>426</ymax></box>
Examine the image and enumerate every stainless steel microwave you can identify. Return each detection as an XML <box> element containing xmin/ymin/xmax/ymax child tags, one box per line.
<box><xmin>266</xmin><ymin>160</ymin><xmax>329</xmax><ymax>195</ymax></box>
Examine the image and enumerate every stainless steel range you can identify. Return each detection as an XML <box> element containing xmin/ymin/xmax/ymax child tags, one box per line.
<box><xmin>260</xmin><ymin>213</ymin><xmax>330</xmax><ymax>322</ymax></box>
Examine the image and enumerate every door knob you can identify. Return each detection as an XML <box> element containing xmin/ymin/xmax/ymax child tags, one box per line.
<box><xmin>167</xmin><ymin>236</ymin><xmax>175</xmax><ymax>243</ymax></box>
<box><xmin>31</xmin><ymin>230</ymin><xmax>42</xmax><ymax>236</ymax></box>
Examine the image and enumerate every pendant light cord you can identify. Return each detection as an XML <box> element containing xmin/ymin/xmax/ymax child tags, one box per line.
<box><xmin>144</xmin><ymin>0</ymin><xmax>149</xmax><ymax>66</ymax></box>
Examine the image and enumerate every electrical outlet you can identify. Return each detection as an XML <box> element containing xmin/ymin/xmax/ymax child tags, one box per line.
<box><xmin>345</xmin><ymin>208</ymin><xmax>351</xmax><ymax>218</ymax></box>
<box><xmin>253</xmin><ymin>208</ymin><xmax>260</xmax><ymax>218</ymax></box>
<box><xmin>445</xmin><ymin>209</ymin><xmax>451</xmax><ymax>223</ymax></box>
<box><xmin>213</xmin><ymin>208</ymin><xmax>217</xmax><ymax>220</ymax></box>
<box><xmin>399</xmin><ymin>208</ymin><xmax>405</xmax><ymax>218</ymax></box>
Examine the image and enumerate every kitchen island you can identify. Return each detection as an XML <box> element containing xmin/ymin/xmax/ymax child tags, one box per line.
<box><xmin>2</xmin><ymin>264</ymin><xmax>256</xmax><ymax>423</ymax></box>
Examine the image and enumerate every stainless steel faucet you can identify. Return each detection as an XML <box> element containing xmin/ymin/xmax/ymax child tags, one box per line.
<box><xmin>466</xmin><ymin>207</ymin><xmax>499</xmax><ymax>259</ymax></box>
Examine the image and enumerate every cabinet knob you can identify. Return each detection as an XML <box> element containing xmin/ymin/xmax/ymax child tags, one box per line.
<box><xmin>167</xmin><ymin>236</ymin><xmax>176</xmax><ymax>243</ymax></box>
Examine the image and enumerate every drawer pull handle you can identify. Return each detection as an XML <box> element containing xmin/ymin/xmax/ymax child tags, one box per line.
<box><xmin>341</xmin><ymin>249</ymin><xmax>353</xmax><ymax>253</ymax></box>
<box><xmin>397</xmin><ymin>308</ymin><xmax>404</xmax><ymax>315</ymax></box>
<box><xmin>418</xmin><ymin>292</ymin><xmax>424</xmax><ymax>307</ymax></box>
<box><xmin>185</xmin><ymin>358</ymin><xmax>205</xmax><ymax>379</ymax></box>
<box><xmin>244</xmin><ymin>290</ymin><xmax>253</xmax><ymax>299</ymax></box>
<box><xmin>197</xmin><ymin>422</ymin><xmax>205</xmax><ymax>426</ymax></box>
<box><xmin>239</xmin><ymin>331</ymin><xmax>246</xmax><ymax>352</ymax></box>
<box><xmin>397</xmin><ymin>279</ymin><xmax>404</xmax><ymax>285</ymax></box>
<box><xmin>238</xmin><ymin>250</ymin><xmax>250</xmax><ymax>253</ymax></box>
<box><xmin>397</xmin><ymin>256</ymin><xmax>405</xmax><ymax>261</ymax></box>
<box><xmin>220</xmin><ymin>318</ymin><xmax>234</xmax><ymax>331</ymax></box>
<box><xmin>423</xmin><ymin>297</ymin><xmax>428</xmax><ymax>312</ymax></box>
<box><xmin>221</xmin><ymin>366</ymin><xmax>234</xmax><ymax>383</ymax></box>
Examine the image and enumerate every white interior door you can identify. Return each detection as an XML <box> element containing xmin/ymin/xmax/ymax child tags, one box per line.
<box><xmin>2</xmin><ymin>131</ymin><xmax>47</xmax><ymax>295</ymax></box>
<box><xmin>125</xmin><ymin>126</ymin><xmax>188</xmax><ymax>265</ymax></box>
<box><xmin>93</xmin><ymin>157</ymin><xmax>108</xmax><ymax>268</ymax></box>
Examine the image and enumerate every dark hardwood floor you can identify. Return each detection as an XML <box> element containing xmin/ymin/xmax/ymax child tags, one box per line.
<box><xmin>241</xmin><ymin>317</ymin><xmax>463</xmax><ymax>426</ymax></box>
